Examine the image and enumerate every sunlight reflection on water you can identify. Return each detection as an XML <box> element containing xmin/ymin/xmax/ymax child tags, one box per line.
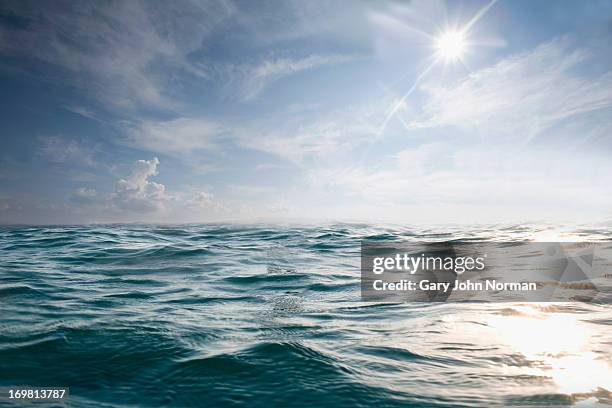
<box><xmin>486</xmin><ymin>306</ymin><xmax>612</xmax><ymax>395</ymax></box>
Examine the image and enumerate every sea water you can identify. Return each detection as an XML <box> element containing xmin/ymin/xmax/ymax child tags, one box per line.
<box><xmin>0</xmin><ymin>224</ymin><xmax>610</xmax><ymax>407</ymax></box>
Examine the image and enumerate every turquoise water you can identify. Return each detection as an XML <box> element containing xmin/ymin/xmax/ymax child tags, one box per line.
<box><xmin>0</xmin><ymin>224</ymin><xmax>611</xmax><ymax>407</ymax></box>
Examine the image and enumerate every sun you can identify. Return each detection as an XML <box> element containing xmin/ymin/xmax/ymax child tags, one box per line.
<box><xmin>378</xmin><ymin>0</ymin><xmax>497</xmax><ymax>137</ymax></box>
<box><xmin>435</xmin><ymin>30</ymin><xmax>466</xmax><ymax>61</ymax></box>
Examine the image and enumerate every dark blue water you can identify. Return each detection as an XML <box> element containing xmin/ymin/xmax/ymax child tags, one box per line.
<box><xmin>0</xmin><ymin>224</ymin><xmax>611</xmax><ymax>407</ymax></box>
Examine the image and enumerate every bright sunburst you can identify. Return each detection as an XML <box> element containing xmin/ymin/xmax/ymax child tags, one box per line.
<box><xmin>377</xmin><ymin>0</ymin><xmax>498</xmax><ymax>137</ymax></box>
<box><xmin>435</xmin><ymin>30</ymin><xmax>466</xmax><ymax>61</ymax></box>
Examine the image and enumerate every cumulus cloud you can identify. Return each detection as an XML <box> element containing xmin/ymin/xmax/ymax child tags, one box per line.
<box><xmin>64</xmin><ymin>157</ymin><xmax>227</xmax><ymax>219</ymax></box>
<box><xmin>113</xmin><ymin>157</ymin><xmax>166</xmax><ymax>212</ymax></box>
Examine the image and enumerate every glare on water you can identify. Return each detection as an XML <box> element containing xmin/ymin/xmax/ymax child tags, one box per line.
<box><xmin>486</xmin><ymin>306</ymin><xmax>612</xmax><ymax>395</ymax></box>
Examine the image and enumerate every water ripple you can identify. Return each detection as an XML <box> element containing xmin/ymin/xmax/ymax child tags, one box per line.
<box><xmin>0</xmin><ymin>224</ymin><xmax>611</xmax><ymax>407</ymax></box>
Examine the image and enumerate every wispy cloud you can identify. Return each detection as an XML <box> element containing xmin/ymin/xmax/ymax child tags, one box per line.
<box><xmin>125</xmin><ymin>100</ymin><xmax>380</xmax><ymax>161</ymax></box>
<box><xmin>3</xmin><ymin>1</ymin><xmax>612</xmax><ymax>224</ymax></box>
<box><xmin>410</xmin><ymin>38</ymin><xmax>612</xmax><ymax>143</ymax></box>
<box><xmin>125</xmin><ymin>118</ymin><xmax>225</xmax><ymax>155</ymax></box>
<box><xmin>238</xmin><ymin>54</ymin><xmax>358</xmax><ymax>101</ymax></box>
<box><xmin>237</xmin><ymin>103</ymin><xmax>382</xmax><ymax>163</ymax></box>
<box><xmin>38</xmin><ymin>136</ymin><xmax>98</xmax><ymax>167</ymax></box>
<box><xmin>307</xmin><ymin>143</ymin><xmax>612</xmax><ymax>222</ymax></box>
<box><xmin>0</xmin><ymin>0</ymin><xmax>235</xmax><ymax>111</ymax></box>
<box><xmin>231</xmin><ymin>0</ymin><xmax>373</xmax><ymax>48</ymax></box>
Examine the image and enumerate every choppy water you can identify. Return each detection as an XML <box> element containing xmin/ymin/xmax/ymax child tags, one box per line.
<box><xmin>0</xmin><ymin>224</ymin><xmax>611</xmax><ymax>407</ymax></box>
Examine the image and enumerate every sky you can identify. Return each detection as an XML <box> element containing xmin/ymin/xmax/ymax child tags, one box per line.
<box><xmin>1</xmin><ymin>0</ymin><xmax>612</xmax><ymax>225</ymax></box>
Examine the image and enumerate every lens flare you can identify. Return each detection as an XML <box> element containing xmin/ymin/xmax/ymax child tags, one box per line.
<box><xmin>436</xmin><ymin>30</ymin><xmax>466</xmax><ymax>61</ymax></box>
<box><xmin>377</xmin><ymin>0</ymin><xmax>497</xmax><ymax>137</ymax></box>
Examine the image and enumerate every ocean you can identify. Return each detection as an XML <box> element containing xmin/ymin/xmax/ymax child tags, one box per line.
<box><xmin>0</xmin><ymin>224</ymin><xmax>610</xmax><ymax>407</ymax></box>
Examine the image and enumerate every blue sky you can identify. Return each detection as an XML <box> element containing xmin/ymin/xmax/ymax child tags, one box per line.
<box><xmin>1</xmin><ymin>0</ymin><xmax>612</xmax><ymax>224</ymax></box>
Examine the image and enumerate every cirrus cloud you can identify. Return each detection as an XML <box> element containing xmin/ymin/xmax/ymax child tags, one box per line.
<box><xmin>410</xmin><ymin>38</ymin><xmax>612</xmax><ymax>143</ymax></box>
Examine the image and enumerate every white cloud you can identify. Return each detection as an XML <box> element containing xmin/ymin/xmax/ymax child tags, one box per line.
<box><xmin>410</xmin><ymin>38</ymin><xmax>612</xmax><ymax>143</ymax></box>
<box><xmin>238</xmin><ymin>103</ymin><xmax>382</xmax><ymax>163</ymax></box>
<box><xmin>0</xmin><ymin>1</ymin><xmax>235</xmax><ymax>110</ymax></box>
<box><xmin>238</xmin><ymin>54</ymin><xmax>357</xmax><ymax>101</ymax></box>
<box><xmin>126</xmin><ymin>118</ymin><xmax>224</xmax><ymax>155</ymax></box>
<box><xmin>113</xmin><ymin>157</ymin><xmax>166</xmax><ymax>212</ymax></box>
<box><xmin>307</xmin><ymin>143</ymin><xmax>612</xmax><ymax>221</ymax></box>
<box><xmin>64</xmin><ymin>105</ymin><xmax>107</xmax><ymax>123</ymax></box>
<box><xmin>108</xmin><ymin>158</ymin><xmax>228</xmax><ymax>217</ymax></box>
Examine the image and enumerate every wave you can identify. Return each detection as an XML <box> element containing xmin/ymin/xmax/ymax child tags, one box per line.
<box><xmin>0</xmin><ymin>224</ymin><xmax>611</xmax><ymax>407</ymax></box>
